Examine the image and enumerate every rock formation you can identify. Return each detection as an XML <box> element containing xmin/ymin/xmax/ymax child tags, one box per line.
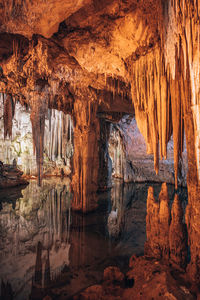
<box><xmin>0</xmin><ymin>0</ymin><xmax>199</xmax><ymax>214</ymax></box>
<box><xmin>145</xmin><ymin>183</ymin><xmax>188</xmax><ymax>269</ymax></box>
<box><xmin>0</xmin><ymin>160</ymin><xmax>27</xmax><ymax>188</ymax></box>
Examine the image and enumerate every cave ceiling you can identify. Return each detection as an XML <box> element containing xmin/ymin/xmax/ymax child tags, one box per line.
<box><xmin>0</xmin><ymin>0</ymin><xmax>162</xmax><ymax>114</ymax></box>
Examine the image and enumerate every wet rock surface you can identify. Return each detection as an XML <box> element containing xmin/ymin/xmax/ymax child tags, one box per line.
<box><xmin>0</xmin><ymin>161</ymin><xmax>27</xmax><ymax>188</ymax></box>
<box><xmin>75</xmin><ymin>256</ymin><xmax>196</xmax><ymax>300</ymax></box>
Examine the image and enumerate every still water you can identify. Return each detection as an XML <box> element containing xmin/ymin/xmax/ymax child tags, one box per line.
<box><xmin>0</xmin><ymin>178</ymin><xmax>187</xmax><ymax>299</ymax></box>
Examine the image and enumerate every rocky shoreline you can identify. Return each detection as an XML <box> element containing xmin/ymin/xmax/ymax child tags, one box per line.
<box><xmin>0</xmin><ymin>161</ymin><xmax>28</xmax><ymax>188</ymax></box>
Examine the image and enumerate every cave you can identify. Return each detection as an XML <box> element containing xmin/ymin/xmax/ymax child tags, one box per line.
<box><xmin>0</xmin><ymin>0</ymin><xmax>200</xmax><ymax>299</ymax></box>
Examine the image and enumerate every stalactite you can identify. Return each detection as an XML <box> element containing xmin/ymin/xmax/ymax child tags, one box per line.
<box><xmin>3</xmin><ymin>94</ymin><xmax>15</xmax><ymax>139</ymax></box>
<box><xmin>129</xmin><ymin>0</ymin><xmax>200</xmax><ymax>188</ymax></box>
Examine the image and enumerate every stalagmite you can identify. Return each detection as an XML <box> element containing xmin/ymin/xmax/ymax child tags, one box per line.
<box><xmin>169</xmin><ymin>194</ymin><xmax>187</xmax><ymax>269</ymax></box>
<box><xmin>145</xmin><ymin>186</ymin><xmax>161</xmax><ymax>259</ymax></box>
<box><xmin>146</xmin><ymin>184</ymin><xmax>187</xmax><ymax>269</ymax></box>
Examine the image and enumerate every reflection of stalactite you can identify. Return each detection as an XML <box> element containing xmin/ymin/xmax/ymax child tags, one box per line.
<box><xmin>145</xmin><ymin>184</ymin><xmax>188</xmax><ymax>269</ymax></box>
<box><xmin>158</xmin><ymin>183</ymin><xmax>170</xmax><ymax>260</ymax></box>
<box><xmin>44</xmin><ymin>250</ymin><xmax>50</xmax><ymax>288</ymax></box>
<box><xmin>0</xmin><ymin>280</ymin><xmax>13</xmax><ymax>300</ymax></box>
<box><xmin>34</xmin><ymin>241</ymin><xmax>43</xmax><ymax>286</ymax></box>
<box><xmin>98</xmin><ymin>118</ymin><xmax>112</xmax><ymax>190</ymax></box>
<box><xmin>3</xmin><ymin>94</ymin><xmax>15</xmax><ymax>139</ymax></box>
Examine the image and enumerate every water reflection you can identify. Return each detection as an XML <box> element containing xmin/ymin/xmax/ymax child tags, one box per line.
<box><xmin>0</xmin><ymin>179</ymin><xmax>188</xmax><ymax>299</ymax></box>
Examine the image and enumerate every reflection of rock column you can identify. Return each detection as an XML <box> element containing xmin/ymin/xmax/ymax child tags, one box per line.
<box><xmin>108</xmin><ymin>180</ymin><xmax>125</xmax><ymax>239</ymax></box>
<box><xmin>158</xmin><ymin>183</ymin><xmax>170</xmax><ymax>260</ymax></box>
<box><xmin>34</xmin><ymin>241</ymin><xmax>43</xmax><ymax>286</ymax></box>
<box><xmin>169</xmin><ymin>194</ymin><xmax>187</xmax><ymax>269</ymax></box>
<box><xmin>71</xmin><ymin>92</ymin><xmax>99</xmax><ymax>212</ymax></box>
<box><xmin>44</xmin><ymin>250</ymin><xmax>51</xmax><ymax>288</ymax></box>
<box><xmin>0</xmin><ymin>280</ymin><xmax>13</xmax><ymax>300</ymax></box>
<box><xmin>98</xmin><ymin>118</ymin><xmax>112</xmax><ymax>190</ymax></box>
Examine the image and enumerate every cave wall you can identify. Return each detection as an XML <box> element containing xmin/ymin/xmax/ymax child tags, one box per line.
<box><xmin>0</xmin><ymin>93</ymin><xmax>73</xmax><ymax>176</ymax></box>
<box><xmin>109</xmin><ymin>115</ymin><xmax>188</xmax><ymax>186</ymax></box>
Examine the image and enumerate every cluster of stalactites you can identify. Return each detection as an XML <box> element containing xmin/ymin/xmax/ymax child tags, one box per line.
<box><xmin>45</xmin><ymin>109</ymin><xmax>73</xmax><ymax>162</ymax></box>
<box><xmin>1</xmin><ymin>93</ymin><xmax>15</xmax><ymax>139</ymax></box>
<box><xmin>130</xmin><ymin>47</ymin><xmax>179</xmax><ymax>180</ymax></box>
<box><xmin>104</xmin><ymin>74</ymin><xmax>130</xmax><ymax>100</ymax></box>
<box><xmin>164</xmin><ymin>0</ymin><xmax>200</xmax><ymax>183</ymax></box>
<box><xmin>130</xmin><ymin>0</ymin><xmax>200</xmax><ymax>188</ymax></box>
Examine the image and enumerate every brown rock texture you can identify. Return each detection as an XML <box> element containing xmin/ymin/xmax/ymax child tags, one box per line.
<box><xmin>0</xmin><ymin>161</ymin><xmax>27</xmax><ymax>188</ymax></box>
<box><xmin>75</xmin><ymin>256</ymin><xmax>196</xmax><ymax>300</ymax></box>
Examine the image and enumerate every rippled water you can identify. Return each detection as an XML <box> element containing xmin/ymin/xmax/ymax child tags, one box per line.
<box><xmin>0</xmin><ymin>178</ymin><xmax>187</xmax><ymax>299</ymax></box>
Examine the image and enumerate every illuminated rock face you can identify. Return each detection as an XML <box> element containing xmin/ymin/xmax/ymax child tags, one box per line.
<box><xmin>0</xmin><ymin>0</ymin><xmax>199</xmax><ymax>212</ymax></box>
